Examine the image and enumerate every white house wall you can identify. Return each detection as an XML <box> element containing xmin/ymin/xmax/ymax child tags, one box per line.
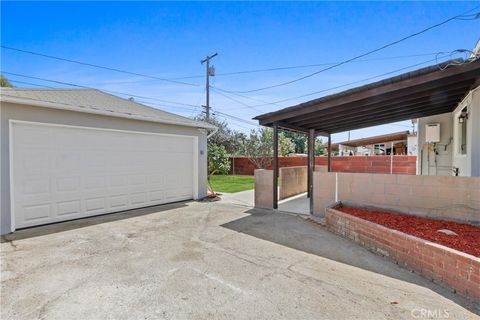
<box><xmin>0</xmin><ymin>102</ymin><xmax>208</xmax><ymax>235</ymax></box>
<box><xmin>452</xmin><ymin>87</ymin><xmax>480</xmax><ymax>177</ymax></box>
<box><xmin>417</xmin><ymin>85</ymin><xmax>480</xmax><ymax>177</ymax></box>
<box><xmin>417</xmin><ymin>113</ymin><xmax>453</xmax><ymax>176</ymax></box>
<box><xmin>471</xmin><ymin>87</ymin><xmax>480</xmax><ymax>177</ymax></box>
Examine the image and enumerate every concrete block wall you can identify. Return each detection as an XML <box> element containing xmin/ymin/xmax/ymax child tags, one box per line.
<box><xmin>254</xmin><ymin>169</ymin><xmax>273</xmax><ymax>209</ymax></box>
<box><xmin>279</xmin><ymin>166</ymin><xmax>307</xmax><ymax>200</ymax></box>
<box><xmin>326</xmin><ymin>208</ymin><xmax>480</xmax><ymax>302</ymax></box>
<box><xmin>314</xmin><ymin>172</ymin><xmax>480</xmax><ymax>224</ymax></box>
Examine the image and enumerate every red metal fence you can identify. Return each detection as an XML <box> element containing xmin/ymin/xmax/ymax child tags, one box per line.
<box><xmin>230</xmin><ymin>156</ymin><xmax>417</xmax><ymax>175</ymax></box>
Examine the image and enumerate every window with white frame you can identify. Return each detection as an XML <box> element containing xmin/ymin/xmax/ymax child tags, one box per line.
<box><xmin>458</xmin><ymin>106</ymin><xmax>468</xmax><ymax>155</ymax></box>
<box><xmin>374</xmin><ymin>143</ymin><xmax>385</xmax><ymax>155</ymax></box>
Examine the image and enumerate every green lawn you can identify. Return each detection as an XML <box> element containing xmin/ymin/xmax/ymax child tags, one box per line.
<box><xmin>209</xmin><ymin>175</ymin><xmax>255</xmax><ymax>193</ymax></box>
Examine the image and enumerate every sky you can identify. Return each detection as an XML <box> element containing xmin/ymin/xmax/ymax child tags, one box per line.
<box><xmin>1</xmin><ymin>1</ymin><xmax>479</xmax><ymax>143</ymax></box>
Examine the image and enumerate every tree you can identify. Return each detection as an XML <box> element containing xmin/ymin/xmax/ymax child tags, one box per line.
<box><xmin>1</xmin><ymin>74</ymin><xmax>13</xmax><ymax>87</ymax></box>
<box><xmin>283</xmin><ymin>131</ymin><xmax>307</xmax><ymax>154</ymax></box>
<box><xmin>279</xmin><ymin>133</ymin><xmax>295</xmax><ymax>156</ymax></box>
<box><xmin>207</xmin><ymin>143</ymin><xmax>231</xmax><ymax>194</ymax></box>
<box><xmin>194</xmin><ymin>114</ymin><xmax>240</xmax><ymax>155</ymax></box>
<box><xmin>304</xmin><ymin>137</ymin><xmax>326</xmax><ymax>156</ymax></box>
<box><xmin>242</xmin><ymin>128</ymin><xmax>273</xmax><ymax>169</ymax></box>
<box><xmin>241</xmin><ymin>127</ymin><xmax>296</xmax><ymax>169</ymax></box>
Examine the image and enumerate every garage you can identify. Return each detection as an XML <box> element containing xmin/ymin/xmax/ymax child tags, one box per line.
<box><xmin>1</xmin><ymin>88</ymin><xmax>215</xmax><ymax>233</ymax></box>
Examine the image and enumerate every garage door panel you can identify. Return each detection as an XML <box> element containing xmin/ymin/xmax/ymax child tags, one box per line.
<box><xmin>130</xmin><ymin>193</ymin><xmax>147</xmax><ymax>205</ymax></box>
<box><xmin>56</xmin><ymin>176</ymin><xmax>81</xmax><ymax>192</ymax></box>
<box><xmin>56</xmin><ymin>200</ymin><xmax>81</xmax><ymax>216</ymax></box>
<box><xmin>55</xmin><ymin>152</ymin><xmax>82</xmax><ymax>172</ymax></box>
<box><xmin>22</xmin><ymin>151</ymin><xmax>51</xmax><ymax>175</ymax></box>
<box><xmin>23</xmin><ymin>178</ymin><xmax>51</xmax><ymax>195</ymax></box>
<box><xmin>84</xmin><ymin>175</ymin><xmax>107</xmax><ymax>189</ymax></box>
<box><xmin>148</xmin><ymin>190</ymin><xmax>165</xmax><ymax>202</ymax></box>
<box><xmin>22</xmin><ymin>204</ymin><xmax>52</xmax><ymax>221</ymax></box>
<box><xmin>11</xmin><ymin>121</ymin><xmax>196</xmax><ymax>229</ymax></box>
<box><xmin>85</xmin><ymin>197</ymin><xmax>107</xmax><ymax>212</ymax></box>
<box><xmin>110</xmin><ymin>194</ymin><xmax>129</xmax><ymax>209</ymax></box>
<box><xmin>15</xmin><ymin>127</ymin><xmax>52</xmax><ymax>146</ymax></box>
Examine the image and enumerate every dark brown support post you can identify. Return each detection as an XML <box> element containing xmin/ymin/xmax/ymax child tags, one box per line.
<box><xmin>309</xmin><ymin>129</ymin><xmax>315</xmax><ymax>214</ymax></box>
<box><xmin>327</xmin><ymin>134</ymin><xmax>332</xmax><ymax>172</ymax></box>
<box><xmin>273</xmin><ymin>124</ymin><xmax>279</xmax><ymax>209</ymax></box>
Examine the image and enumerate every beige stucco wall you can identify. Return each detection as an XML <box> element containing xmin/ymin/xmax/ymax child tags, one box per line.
<box><xmin>313</xmin><ymin>172</ymin><xmax>336</xmax><ymax>217</ymax></box>
<box><xmin>0</xmin><ymin>102</ymin><xmax>208</xmax><ymax>234</ymax></box>
<box><xmin>254</xmin><ymin>169</ymin><xmax>274</xmax><ymax>209</ymax></box>
<box><xmin>279</xmin><ymin>166</ymin><xmax>307</xmax><ymax>200</ymax></box>
<box><xmin>313</xmin><ymin>172</ymin><xmax>480</xmax><ymax>224</ymax></box>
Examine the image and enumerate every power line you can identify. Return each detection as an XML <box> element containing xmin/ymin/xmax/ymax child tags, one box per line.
<box><xmin>211</xmin><ymin>86</ymin><xmax>285</xmax><ymax>108</ymax></box>
<box><xmin>0</xmin><ymin>45</ymin><xmax>200</xmax><ymax>87</ymax></box>
<box><xmin>88</xmin><ymin>52</ymin><xmax>446</xmax><ymax>84</ymax></box>
<box><xmin>209</xmin><ymin>53</ymin><xmax>442</xmax><ymax>76</ymax></box>
<box><xmin>213</xmin><ymin>109</ymin><xmax>260</xmax><ymax>127</ymax></box>
<box><xmin>211</xmin><ymin>87</ymin><xmax>262</xmax><ymax>112</ymax></box>
<box><xmin>2</xmin><ymin>71</ymin><xmax>201</xmax><ymax>109</ymax></box>
<box><xmin>229</xmin><ymin>53</ymin><xmax>455</xmax><ymax>108</ymax></box>
<box><xmin>4</xmin><ymin>73</ymin><xmax>259</xmax><ymax>129</ymax></box>
<box><xmin>2</xmin><ymin>44</ymin><xmax>446</xmax><ymax>87</ymax></box>
<box><xmin>8</xmin><ymin>80</ymin><xmax>54</xmax><ymax>88</ymax></box>
<box><xmin>221</xmin><ymin>7</ymin><xmax>480</xmax><ymax>93</ymax></box>
<box><xmin>6</xmin><ymin>76</ymin><xmax>201</xmax><ymax>113</ymax></box>
<box><xmin>212</xmin><ymin>113</ymin><xmax>257</xmax><ymax>130</ymax></box>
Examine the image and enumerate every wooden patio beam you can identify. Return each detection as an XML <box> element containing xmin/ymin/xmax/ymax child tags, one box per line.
<box><xmin>286</xmin><ymin>82</ymin><xmax>473</xmax><ymax>125</ymax></box>
<box><xmin>292</xmin><ymin>92</ymin><xmax>466</xmax><ymax>127</ymax></box>
<box><xmin>327</xmin><ymin>106</ymin><xmax>455</xmax><ymax>133</ymax></box>
<box><xmin>303</xmin><ymin>99</ymin><xmax>461</xmax><ymax>130</ymax></box>
<box><xmin>256</xmin><ymin>63</ymin><xmax>480</xmax><ymax>125</ymax></box>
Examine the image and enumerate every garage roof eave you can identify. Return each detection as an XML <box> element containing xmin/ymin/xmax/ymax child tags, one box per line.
<box><xmin>253</xmin><ymin>59</ymin><xmax>480</xmax><ymax>134</ymax></box>
<box><xmin>0</xmin><ymin>93</ymin><xmax>216</xmax><ymax>132</ymax></box>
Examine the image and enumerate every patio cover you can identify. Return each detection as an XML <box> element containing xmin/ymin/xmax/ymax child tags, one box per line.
<box><xmin>253</xmin><ymin>58</ymin><xmax>480</xmax><ymax>211</ymax></box>
<box><xmin>254</xmin><ymin>59</ymin><xmax>480</xmax><ymax>135</ymax></box>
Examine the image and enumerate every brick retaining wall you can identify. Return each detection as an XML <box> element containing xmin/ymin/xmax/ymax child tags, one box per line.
<box><xmin>231</xmin><ymin>156</ymin><xmax>416</xmax><ymax>175</ymax></box>
<box><xmin>325</xmin><ymin>207</ymin><xmax>480</xmax><ymax>302</ymax></box>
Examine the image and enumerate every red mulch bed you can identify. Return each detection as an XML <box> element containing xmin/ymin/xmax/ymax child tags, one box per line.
<box><xmin>338</xmin><ymin>207</ymin><xmax>480</xmax><ymax>257</ymax></box>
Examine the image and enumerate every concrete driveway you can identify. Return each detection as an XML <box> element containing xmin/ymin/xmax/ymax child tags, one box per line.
<box><xmin>1</xmin><ymin>200</ymin><xmax>478</xmax><ymax>319</ymax></box>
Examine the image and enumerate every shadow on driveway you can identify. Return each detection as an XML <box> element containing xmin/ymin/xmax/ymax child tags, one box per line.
<box><xmin>221</xmin><ymin>207</ymin><xmax>479</xmax><ymax>314</ymax></box>
<box><xmin>1</xmin><ymin>201</ymin><xmax>189</xmax><ymax>242</ymax></box>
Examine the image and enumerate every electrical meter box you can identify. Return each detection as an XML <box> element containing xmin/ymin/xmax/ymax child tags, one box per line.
<box><xmin>425</xmin><ymin>123</ymin><xmax>441</xmax><ymax>143</ymax></box>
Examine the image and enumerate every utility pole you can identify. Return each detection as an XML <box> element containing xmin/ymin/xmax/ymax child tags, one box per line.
<box><xmin>201</xmin><ymin>53</ymin><xmax>218</xmax><ymax>121</ymax></box>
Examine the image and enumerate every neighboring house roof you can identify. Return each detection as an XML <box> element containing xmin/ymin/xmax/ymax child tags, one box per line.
<box><xmin>325</xmin><ymin>131</ymin><xmax>410</xmax><ymax>150</ymax></box>
<box><xmin>0</xmin><ymin>88</ymin><xmax>216</xmax><ymax>130</ymax></box>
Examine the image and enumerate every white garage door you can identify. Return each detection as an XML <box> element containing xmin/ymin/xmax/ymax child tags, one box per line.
<box><xmin>10</xmin><ymin>121</ymin><xmax>197</xmax><ymax>230</ymax></box>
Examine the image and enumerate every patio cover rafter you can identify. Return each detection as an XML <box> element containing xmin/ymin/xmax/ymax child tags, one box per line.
<box><xmin>254</xmin><ymin>59</ymin><xmax>480</xmax><ymax>134</ymax></box>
